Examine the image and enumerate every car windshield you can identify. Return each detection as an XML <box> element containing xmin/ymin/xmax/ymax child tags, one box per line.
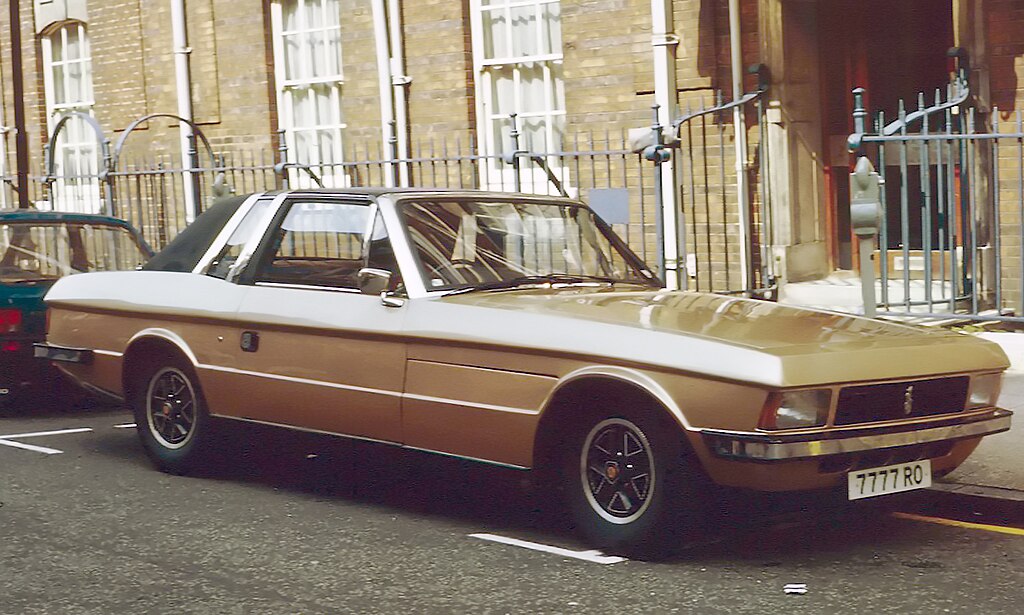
<box><xmin>0</xmin><ymin>221</ymin><xmax>150</xmax><ymax>282</ymax></box>
<box><xmin>399</xmin><ymin>198</ymin><xmax>658</xmax><ymax>293</ymax></box>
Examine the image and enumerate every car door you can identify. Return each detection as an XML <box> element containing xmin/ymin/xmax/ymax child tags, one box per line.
<box><xmin>214</xmin><ymin>196</ymin><xmax>406</xmax><ymax>443</ymax></box>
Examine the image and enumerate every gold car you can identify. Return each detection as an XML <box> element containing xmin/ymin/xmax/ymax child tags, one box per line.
<box><xmin>36</xmin><ymin>189</ymin><xmax>1012</xmax><ymax>550</ymax></box>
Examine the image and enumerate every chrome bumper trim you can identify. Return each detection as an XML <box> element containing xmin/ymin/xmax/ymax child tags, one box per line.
<box><xmin>701</xmin><ymin>409</ymin><xmax>1012</xmax><ymax>461</ymax></box>
<box><xmin>33</xmin><ymin>343</ymin><xmax>94</xmax><ymax>365</ymax></box>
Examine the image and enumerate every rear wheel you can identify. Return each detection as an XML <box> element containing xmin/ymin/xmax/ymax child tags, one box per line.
<box><xmin>132</xmin><ymin>355</ymin><xmax>215</xmax><ymax>475</ymax></box>
<box><xmin>563</xmin><ymin>407</ymin><xmax>704</xmax><ymax>555</ymax></box>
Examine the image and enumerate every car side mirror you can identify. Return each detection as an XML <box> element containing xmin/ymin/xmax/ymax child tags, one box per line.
<box><xmin>357</xmin><ymin>267</ymin><xmax>393</xmax><ymax>296</ymax></box>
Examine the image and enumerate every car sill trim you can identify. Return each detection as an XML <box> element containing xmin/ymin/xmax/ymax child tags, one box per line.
<box><xmin>199</xmin><ymin>364</ymin><xmax>538</xmax><ymax>414</ymax></box>
<box><xmin>402</xmin><ymin>393</ymin><xmax>539</xmax><ymax>416</ymax></box>
<box><xmin>211</xmin><ymin>415</ymin><xmax>530</xmax><ymax>470</ymax></box>
<box><xmin>198</xmin><ymin>363</ymin><xmax>404</xmax><ymax>398</ymax></box>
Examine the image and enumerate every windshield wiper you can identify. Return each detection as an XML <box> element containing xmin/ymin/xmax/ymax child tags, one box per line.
<box><xmin>444</xmin><ymin>273</ymin><xmax>626</xmax><ymax>296</ymax></box>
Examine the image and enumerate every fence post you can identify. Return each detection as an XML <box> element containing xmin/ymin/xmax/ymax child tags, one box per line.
<box><xmin>387</xmin><ymin>119</ymin><xmax>400</xmax><ymax>187</ymax></box>
<box><xmin>850</xmin><ymin>156</ymin><xmax>882</xmax><ymax>317</ymax></box>
<box><xmin>508</xmin><ymin>113</ymin><xmax>523</xmax><ymax>192</ymax></box>
<box><xmin>186</xmin><ymin>131</ymin><xmax>201</xmax><ymax>219</ymax></box>
<box><xmin>276</xmin><ymin>129</ymin><xmax>290</xmax><ymax>190</ymax></box>
<box><xmin>42</xmin><ymin>141</ymin><xmax>55</xmax><ymax>207</ymax></box>
<box><xmin>642</xmin><ymin>104</ymin><xmax>671</xmax><ymax>282</ymax></box>
<box><xmin>101</xmin><ymin>137</ymin><xmax>115</xmax><ymax>217</ymax></box>
<box><xmin>211</xmin><ymin>154</ymin><xmax>233</xmax><ymax>200</ymax></box>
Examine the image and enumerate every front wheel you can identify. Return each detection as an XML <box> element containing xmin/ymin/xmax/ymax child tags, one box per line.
<box><xmin>563</xmin><ymin>411</ymin><xmax>704</xmax><ymax>555</ymax></box>
<box><xmin>132</xmin><ymin>356</ymin><xmax>215</xmax><ymax>475</ymax></box>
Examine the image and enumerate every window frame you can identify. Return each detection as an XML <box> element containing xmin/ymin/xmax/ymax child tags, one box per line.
<box><xmin>469</xmin><ymin>0</ymin><xmax>567</xmax><ymax>175</ymax></box>
<box><xmin>39</xmin><ymin>21</ymin><xmax>101</xmax><ymax>212</ymax></box>
<box><xmin>244</xmin><ymin>197</ymin><xmax>381</xmax><ymax>293</ymax></box>
<box><xmin>270</xmin><ymin>0</ymin><xmax>348</xmax><ymax>188</ymax></box>
<box><xmin>396</xmin><ymin>196</ymin><xmax>652</xmax><ymax>293</ymax></box>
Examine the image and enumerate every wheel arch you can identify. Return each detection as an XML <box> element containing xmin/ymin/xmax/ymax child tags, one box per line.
<box><xmin>532</xmin><ymin>366</ymin><xmax>691</xmax><ymax>471</ymax></box>
<box><xmin>121</xmin><ymin>329</ymin><xmax>200</xmax><ymax>405</ymax></box>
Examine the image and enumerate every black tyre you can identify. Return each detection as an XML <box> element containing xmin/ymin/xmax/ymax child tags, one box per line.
<box><xmin>132</xmin><ymin>354</ymin><xmax>214</xmax><ymax>475</ymax></box>
<box><xmin>563</xmin><ymin>407</ymin><xmax>704</xmax><ymax>555</ymax></box>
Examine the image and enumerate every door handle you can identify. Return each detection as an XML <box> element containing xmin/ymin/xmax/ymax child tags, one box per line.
<box><xmin>240</xmin><ymin>331</ymin><xmax>260</xmax><ymax>352</ymax></box>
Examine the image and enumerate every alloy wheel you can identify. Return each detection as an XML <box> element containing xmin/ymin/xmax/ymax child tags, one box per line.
<box><xmin>145</xmin><ymin>366</ymin><xmax>197</xmax><ymax>450</ymax></box>
<box><xmin>580</xmin><ymin>418</ymin><xmax>656</xmax><ymax>524</ymax></box>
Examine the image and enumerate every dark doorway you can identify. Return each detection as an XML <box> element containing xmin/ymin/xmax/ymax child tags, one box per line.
<box><xmin>818</xmin><ymin>0</ymin><xmax>954</xmax><ymax>269</ymax></box>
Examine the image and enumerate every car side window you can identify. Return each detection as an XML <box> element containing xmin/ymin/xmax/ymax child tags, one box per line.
<box><xmin>366</xmin><ymin>211</ymin><xmax>399</xmax><ymax>272</ymax></box>
<box><xmin>0</xmin><ymin>223</ymin><xmax>72</xmax><ymax>278</ymax></box>
<box><xmin>253</xmin><ymin>201</ymin><xmax>371</xmax><ymax>290</ymax></box>
<box><xmin>207</xmin><ymin>199</ymin><xmax>275</xmax><ymax>280</ymax></box>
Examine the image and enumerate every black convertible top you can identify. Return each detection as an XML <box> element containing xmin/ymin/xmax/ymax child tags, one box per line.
<box><xmin>143</xmin><ymin>195</ymin><xmax>250</xmax><ymax>272</ymax></box>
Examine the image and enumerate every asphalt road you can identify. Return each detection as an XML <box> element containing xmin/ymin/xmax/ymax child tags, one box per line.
<box><xmin>1</xmin><ymin>403</ymin><xmax>1022</xmax><ymax>615</ymax></box>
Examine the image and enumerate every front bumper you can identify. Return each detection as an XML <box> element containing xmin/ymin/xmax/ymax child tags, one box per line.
<box><xmin>701</xmin><ymin>408</ymin><xmax>1012</xmax><ymax>461</ymax></box>
<box><xmin>33</xmin><ymin>342</ymin><xmax>94</xmax><ymax>364</ymax></box>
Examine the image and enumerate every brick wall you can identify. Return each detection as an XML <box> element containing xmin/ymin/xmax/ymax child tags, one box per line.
<box><xmin>0</xmin><ymin>1</ymin><xmax>49</xmax><ymax>181</ymax></box>
<box><xmin>402</xmin><ymin>0</ymin><xmax>474</xmax><ymax>138</ymax></box>
<box><xmin>988</xmin><ymin>0</ymin><xmax>1024</xmax><ymax>313</ymax></box>
<box><xmin>116</xmin><ymin>0</ymin><xmax>275</xmax><ymax>159</ymax></box>
<box><xmin>561</xmin><ymin>0</ymin><xmax>649</xmax><ymax>130</ymax></box>
<box><xmin>986</xmin><ymin>0</ymin><xmax>1024</xmax><ymax>114</ymax></box>
<box><xmin>339</xmin><ymin>0</ymin><xmax>384</xmax><ymax>147</ymax></box>
<box><xmin>0</xmin><ymin>1</ymin><xmax>771</xmax><ymax>169</ymax></box>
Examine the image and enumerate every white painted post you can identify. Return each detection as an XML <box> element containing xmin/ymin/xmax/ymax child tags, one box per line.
<box><xmin>729</xmin><ymin>0</ymin><xmax>751</xmax><ymax>291</ymax></box>
<box><xmin>170</xmin><ymin>0</ymin><xmax>197</xmax><ymax>223</ymax></box>
<box><xmin>651</xmin><ymin>0</ymin><xmax>681</xmax><ymax>289</ymax></box>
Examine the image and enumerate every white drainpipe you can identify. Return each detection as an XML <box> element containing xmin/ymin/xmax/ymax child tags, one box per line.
<box><xmin>372</xmin><ymin>0</ymin><xmax>397</xmax><ymax>187</ymax></box>
<box><xmin>729</xmin><ymin>0</ymin><xmax>751</xmax><ymax>290</ymax></box>
<box><xmin>170</xmin><ymin>0</ymin><xmax>197</xmax><ymax>222</ymax></box>
<box><xmin>651</xmin><ymin>0</ymin><xmax>681</xmax><ymax>289</ymax></box>
<box><xmin>388</xmin><ymin>0</ymin><xmax>410</xmax><ymax>186</ymax></box>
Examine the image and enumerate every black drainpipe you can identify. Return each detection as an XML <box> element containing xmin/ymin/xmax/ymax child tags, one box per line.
<box><xmin>9</xmin><ymin>0</ymin><xmax>30</xmax><ymax>208</ymax></box>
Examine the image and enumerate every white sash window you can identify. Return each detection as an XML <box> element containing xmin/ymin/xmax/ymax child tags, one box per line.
<box><xmin>471</xmin><ymin>0</ymin><xmax>567</xmax><ymax>194</ymax></box>
<box><xmin>271</xmin><ymin>0</ymin><xmax>348</xmax><ymax>187</ymax></box>
<box><xmin>41</xmin><ymin>22</ymin><xmax>101</xmax><ymax>213</ymax></box>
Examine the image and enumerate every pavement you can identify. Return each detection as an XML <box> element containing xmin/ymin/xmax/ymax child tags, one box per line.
<box><xmin>934</xmin><ymin>331</ymin><xmax>1024</xmax><ymax>502</ymax></box>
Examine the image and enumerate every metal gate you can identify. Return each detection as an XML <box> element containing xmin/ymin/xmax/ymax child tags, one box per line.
<box><xmin>641</xmin><ymin>76</ymin><xmax>775</xmax><ymax>296</ymax></box>
<box><xmin>849</xmin><ymin>70</ymin><xmax>1024</xmax><ymax>322</ymax></box>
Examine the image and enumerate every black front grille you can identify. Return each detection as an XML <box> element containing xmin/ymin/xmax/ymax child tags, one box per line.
<box><xmin>834</xmin><ymin>376</ymin><xmax>969</xmax><ymax>426</ymax></box>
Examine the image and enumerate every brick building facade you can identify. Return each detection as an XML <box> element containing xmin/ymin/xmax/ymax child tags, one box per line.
<box><xmin>1</xmin><ymin>0</ymin><xmax>1022</xmax><ymax>300</ymax></box>
<box><xmin>0</xmin><ymin>0</ymin><xmax>761</xmax><ymax>182</ymax></box>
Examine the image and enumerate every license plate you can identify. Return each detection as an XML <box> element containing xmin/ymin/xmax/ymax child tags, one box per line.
<box><xmin>847</xmin><ymin>459</ymin><xmax>932</xmax><ymax>500</ymax></box>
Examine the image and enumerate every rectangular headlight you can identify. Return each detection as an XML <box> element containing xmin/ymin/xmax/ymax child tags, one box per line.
<box><xmin>967</xmin><ymin>373</ymin><xmax>1002</xmax><ymax>410</ymax></box>
<box><xmin>759</xmin><ymin>389</ymin><xmax>831</xmax><ymax>430</ymax></box>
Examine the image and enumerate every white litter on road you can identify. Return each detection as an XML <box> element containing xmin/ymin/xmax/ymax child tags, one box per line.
<box><xmin>0</xmin><ymin>427</ymin><xmax>93</xmax><ymax>455</ymax></box>
<box><xmin>784</xmin><ymin>583</ymin><xmax>808</xmax><ymax>595</ymax></box>
<box><xmin>469</xmin><ymin>533</ymin><xmax>626</xmax><ymax>564</ymax></box>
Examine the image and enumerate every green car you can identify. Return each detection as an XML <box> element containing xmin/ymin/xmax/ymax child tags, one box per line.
<box><xmin>0</xmin><ymin>209</ymin><xmax>153</xmax><ymax>408</ymax></box>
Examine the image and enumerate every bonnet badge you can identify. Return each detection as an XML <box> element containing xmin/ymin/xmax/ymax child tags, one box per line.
<box><xmin>903</xmin><ymin>385</ymin><xmax>915</xmax><ymax>416</ymax></box>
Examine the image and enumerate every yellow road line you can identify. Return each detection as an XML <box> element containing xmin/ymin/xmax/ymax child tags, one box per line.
<box><xmin>892</xmin><ymin>512</ymin><xmax>1024</xmax><ymax>537</ymax></box>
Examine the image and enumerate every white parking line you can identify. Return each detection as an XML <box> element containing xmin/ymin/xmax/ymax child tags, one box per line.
<box><xmin>0</xmin><ymin>428</ymin><xmax>94</xmax><ymax>439</ymax></box>
<box><xmin>469</xmin><ymin>533</ymin><xmax>626</xmax><ymax>564</ymax></box>
<box><xmin>0</xmin><ymin>439</ymin><xmax>64</xmax><ymax>455</ymax></box>
<box><xmin>0</xmin><ymin>427</ymin><xmax>93</xmax><ymax>455</ymax></box>
<box><xmin>113</xmin><ymin>423</ymin><xmax>137</xmax><ymax>429</ymax></box>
